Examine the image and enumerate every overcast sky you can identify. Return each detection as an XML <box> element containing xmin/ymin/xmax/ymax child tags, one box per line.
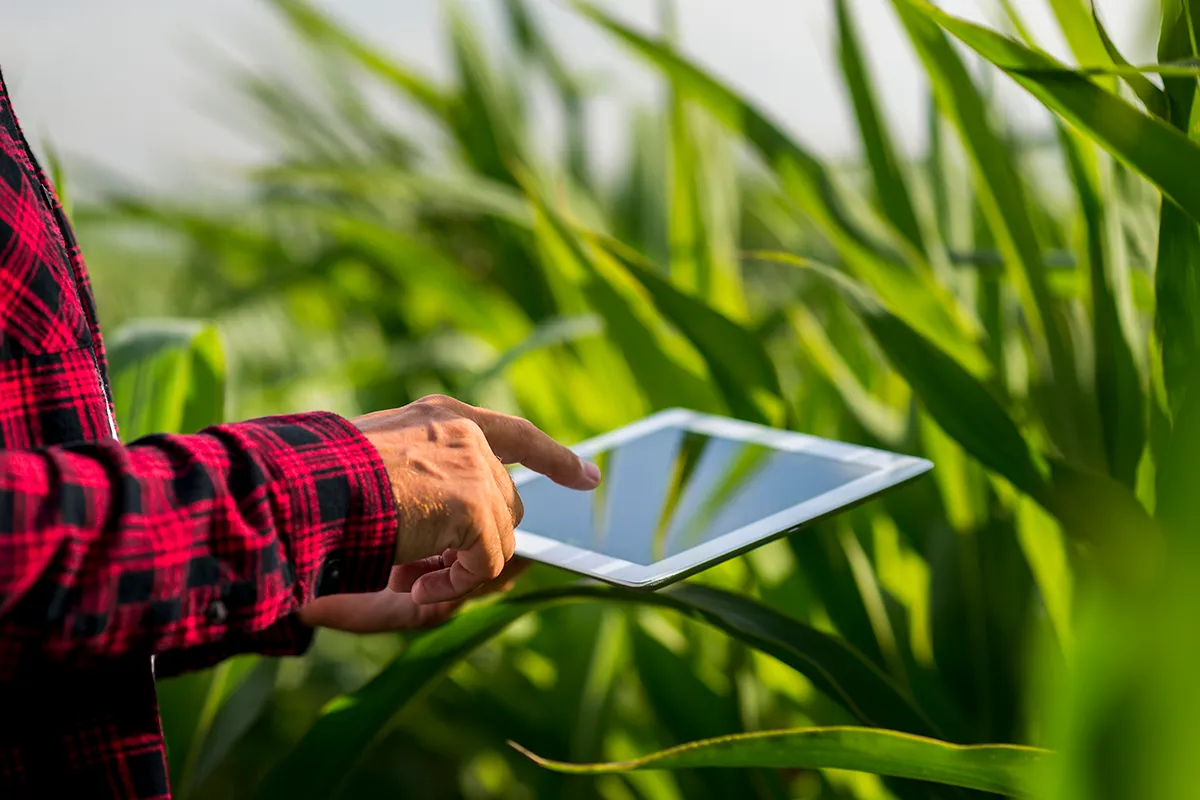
<box><xmin>0</xmin><ymin>0</ymin><xmax>1155</xmax><ymax>191</ymax></box>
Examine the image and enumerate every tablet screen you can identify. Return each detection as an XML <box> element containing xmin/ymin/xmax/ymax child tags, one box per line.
<box><xmin>515</xmin><ymin>425</ymin><xmax>880</xmax><ymax>566</ymax></box>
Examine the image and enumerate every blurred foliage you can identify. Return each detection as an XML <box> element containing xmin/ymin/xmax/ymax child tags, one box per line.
<box><xmin>74</xmin><ymin>0</ymin><xmax>1200</xmax><ymax>797</ymax></box>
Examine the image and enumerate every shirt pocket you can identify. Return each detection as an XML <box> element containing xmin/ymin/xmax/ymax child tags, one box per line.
<box><xmin>0</xmin><ymin>346</ymin><xmax>113</xmax><ymax>447</ymax></box>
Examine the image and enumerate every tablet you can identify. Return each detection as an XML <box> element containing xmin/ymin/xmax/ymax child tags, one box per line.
<box><xmin>511</xmin><ymin>409</ymin><xmax>932</xmax><ymax>590</ymax></box>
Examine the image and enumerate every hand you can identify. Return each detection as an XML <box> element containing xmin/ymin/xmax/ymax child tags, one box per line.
<box><xmin>353</xmin><ymin>395</ymin><xmax>600</xmax><ymax>606</ymax></box>
<box><xmin>298</xmin><ymin>558</ymin><xmax>531</xmax><ymax>633</ymax></box>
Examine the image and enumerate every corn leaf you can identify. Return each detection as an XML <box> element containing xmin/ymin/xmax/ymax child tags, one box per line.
<box><xmin>630</xmin><ymin>625</ymin><xmax>758</xmax><ymax>800</ymax></box>
<box><xmin>605</xmin><ymin>247</ymin><xmax>785</xmax><ymax>426</ymax></box>
<box><xmin>1092</xmin><ymin>6</ymin><xmax>1167</xmax><ymax>117</ymax></box>
<box><xmin>908</xmin><ymin>2</ymin><xmax>1200</xmax><ymax>227</ymax></box>
<box><xmin>574</xmin><ymin>0</ymin><xmax>987</xmax><ymax>377</ymax></box>
<box><xmin>836</xmin><ymin>0</ymin><xmax>927</xmax><ymax>261</ymax></box>
<box><xmin>750</xmin><ymin>252</ymin><xmax>1050</xmax><ymax>502</ymax></box>
<box><xmin>267</xmin><ymin>0</ymin><xmax>450</xmax><ymax>118</ymax></box>
<box><xmin>512</xmin><ymin>726</ymin><xmax>1053</xmax><ymax>797</ymax></box>
<box><xmin>1047</xmin><ymin>0</ymin><xmax>1111</xmax><ymax>67</ymax></box>
<box><xmin>258</xmin><ymin>582</ymin><xmax>945</xmax><ymax>799</ymax></box>
<box><xmin>1155</xmin><ymin>1</ymin><xmax>1200</xmax><ymax>412</ymax></box>
<box><xmin>184</xmin><ymin>659</ymin><xmax>279</xmax><ymax>796</ymax></box>
<box><xmin>1058</xmin><ymin>126</ymin><xmax>1146</xmax><ymax>487</ymax></box>
<box><xmin>526</xmin><ymin>199</ymin><xmax>723</xmax><ymax>415</ymax></box>
<box><xmin>158</xmin><ymin>657</ymin><xmax>264</xmax><ymax>799</ymax></box>
<box><xmin>107</xmin><ymin>320</ymin><xmax>228</xmax><ymax>438</ymax></box>
<box><xmin>889</xmin><ymin>0</ymin><xmax>1069</xmax><ymax>382</ymax></box>
<box><xmin>525</xmin><ymin>183</ymin><xmax>780</xmax><ymax>424</ymax></box>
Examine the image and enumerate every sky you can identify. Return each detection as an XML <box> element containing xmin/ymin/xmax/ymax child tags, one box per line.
<box><xmin>0</xmin><ymin>0</ymin><xmax>1155</xmax><ymax>192</ymax></box>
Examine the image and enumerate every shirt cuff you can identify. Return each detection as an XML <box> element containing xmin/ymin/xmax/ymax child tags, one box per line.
<box><xmin>246</xmin><ymin>411</ymin><xmax>399</xmax><ymax>607</ymax></box>
<box><xmin>153</xmin><ymin>614</ymin><xmax>316</xmax><ymax>678</ymax></box>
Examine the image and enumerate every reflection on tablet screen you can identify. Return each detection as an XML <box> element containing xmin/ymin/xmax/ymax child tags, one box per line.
<box><xmin>516</xmin><ymin>426</ymin><xmax>879</xmax><ymax>566</ymax></box>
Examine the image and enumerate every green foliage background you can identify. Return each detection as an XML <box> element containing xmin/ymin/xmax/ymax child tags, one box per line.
<box><xmin>60</xmin><ymin>0</ymin><xmax>1200</xmax><ymax>797</ymax></box>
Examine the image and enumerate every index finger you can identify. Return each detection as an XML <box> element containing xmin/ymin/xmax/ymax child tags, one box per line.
<box><xmin>426</xmin><ymin>396</ymin><xmax>601</xmax><ymax>490</ymax></box>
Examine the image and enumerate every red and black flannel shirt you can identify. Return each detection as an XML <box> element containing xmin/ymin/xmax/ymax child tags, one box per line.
<box><xmin>0</xmin><ymin>69</ymin><xmax>400</xmax><ymax>798</ymax></box>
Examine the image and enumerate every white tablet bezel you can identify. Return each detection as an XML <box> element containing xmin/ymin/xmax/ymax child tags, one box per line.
<box><xmin>511</xmin><ymin>408</ymin><xmax>933</xmax><ymax>590</ymax></box>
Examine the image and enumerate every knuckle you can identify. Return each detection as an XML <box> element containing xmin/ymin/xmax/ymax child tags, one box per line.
<box><xmin>409</xmin><ymin>395</ymin><xmax>457</xmax><ymax>418</ymax></box>
<box><xmin>443</xmin><ymin>416</ymin><xmax>483</xmax><ymax>441</ymax></box>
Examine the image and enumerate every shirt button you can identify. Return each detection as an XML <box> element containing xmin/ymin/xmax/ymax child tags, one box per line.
<box><xmin>206</xmin><ymin>600</ymin><xmax>228</xmax><ymax>625</ymax></box>
<box><xmin>316</xmin><ymin>558</ymin><xmax>343</xmax><ymax>598</ymax></box>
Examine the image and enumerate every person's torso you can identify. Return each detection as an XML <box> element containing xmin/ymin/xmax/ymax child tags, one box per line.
<box><xmin>0</xmin><ymin>68</ymin><xmax>171</xmax><ymax>800</ymax></box>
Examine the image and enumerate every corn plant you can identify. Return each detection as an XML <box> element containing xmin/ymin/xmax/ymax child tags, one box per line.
<box><xmin>74</xmin><ymin>0</ymin><xmax>1200</xmax><ymax>797</ymax></box>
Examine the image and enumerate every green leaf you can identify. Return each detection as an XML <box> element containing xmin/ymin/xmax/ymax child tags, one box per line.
<box><xmin>501</xmin><ymin>0</ymin><xmax>591</xmax><ymax>184</ymax></box>
<box><xmin>523</xmin><ymin>197</ymin><xmax>722</xmax><ymax>415</ymax></box>
<box><xmin>750</xmin><ymin>252</ymin><xmax>1050</xmax><ymax>502</ymax></box>
<box><xmin>888</xmin><ymin>0</ymin><xmax>1068</xmax><ymax>380</ymax></box>
<box><xmin>1155</xmin><ymin>1</ymin><xmax>1200</xmax><ymax>412</ymax></box>
<box><xmin>836</xmin><ymin>0</ymin><xmax>927</xmax><ymax>259</ymax></box>
<box><xmin>599</xmin><ymin>240</ymin><xmax>786</xmax><ymax>426</ymax></box>
<box><xmin>522</xmin><ymin>179</ymin><xmax>768</xmax><ymax>421</ymax></box>
<box><xmin>1156</xmin><ymin>363</ymin><xmax>1200</xmax><ymax>536</ymax></box>
<box><xmin>1092</xmin><ymin>6</ymin><xmax>1167</xmax><ymax>117</ymax></box>
<box><xmin>186</xmin><ymin>659</ymin><xmax>280</xmax><ymax>796</ymax></box>
<box><xmin>511</xmin><ymin>726</ymin><xmax>1053</xmax><ymax>797</ymax></box>
<box><xmin>1015</xmin><ymin>496</ymin><xmax>1074</xmax><ymax>655</ymax></box>
<box><xmin>253</xmin><ymin>164</ymin><xmax>533</xmax><ymax>226</ymax></box>
<box><xmin>1043</xmin><ymin>459</ymin><xmax>1159</xmax><ymax>579</ymax></box>
<box><xmin>107</xmin><ymin>319</ymin><xmax>228</xmax><ymax>439</ymax></box>
<box><xmin>458</xmin><ymin>314</ymin><xmax>604</xmax><ymax>404</ymax></box>
<box><xmin>790</xmin><ymin>305</ymin><xmax>907</xmax><ymax>444</ymax></box>
<box><xmin>159</xmin><ymin>656</ymin><xmax>261</xmax><ymax>798</ymax></box>
<box><xmin>1046</xmin><ymin>0</ymin><xmax>1111</xmax><ymax>67</ymax></box>
<box><xmin>658</xmin><ymin>583</ymin><xmax>941</xmax><ymax>736</ymax></box>
<box><xmin>631</xmin><ymin>624</ymin><xmax>758</xmax><ymax>800</ymax></box>
<box><xmin>908</xmin><ymin>2</ymin><xmax>1200</xmax><ymax>229</ymax></box>
<box><xmin>1058</xmin><ymin>126</ymin><xmax>1146</xmax><ymax>487</ymax></box>
<box><xmin>573</xmin><ymin>0</ymin><xmax>987</xmax><ymax>378</ymax></box>
<box><xmin>863</xmin><ymin>304</ymin><xmax>1045</xmax><ymax>499</ymax></box>
<box><xmin>666</xmin><ymin>86</ymin><xmax>748</xmax><ymax>321</ymax></box>
<box><xmin>259</xmin><ymin>583</ymin><xmax>943</xmax><ymax>798</ymax></box>
<box><xmin>267</xmin><ymin>0</ymin><xmax>450</xmax><ymax>118</ymax></box>
<box><xmin>255</xmin><ymin>600</ymin><xmax>532</xmax><ymax>800</ymax></box>
<box><xmin>787</xmin><ymin>527</ymin><xmax>889</xmax><ymax>679</ymax></box>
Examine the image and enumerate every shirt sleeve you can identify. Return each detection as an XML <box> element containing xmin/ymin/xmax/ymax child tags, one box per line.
<box><xmin>0</xmin><ymin>410</ymin><xmax>398</xmax><ymax>679</ymax></box>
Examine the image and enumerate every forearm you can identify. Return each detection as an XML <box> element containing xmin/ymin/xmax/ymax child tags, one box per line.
<box><xmin>0</xmin><ymin>411</ymin><xmax>396</xmax><ymax>675</ymax></box>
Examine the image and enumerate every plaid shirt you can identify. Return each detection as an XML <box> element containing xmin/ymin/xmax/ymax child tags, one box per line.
<box><xmin>0</xmin><ymin>70</ymin><xmax>399</xmax><ymax>797</ymax></box>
